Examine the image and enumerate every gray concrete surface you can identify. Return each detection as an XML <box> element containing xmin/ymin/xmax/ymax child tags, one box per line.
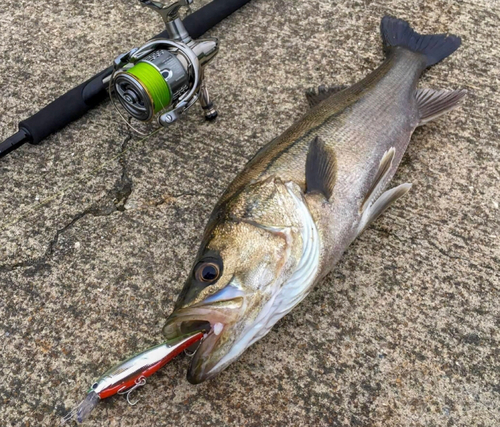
<box><xmin>1</xmin><ymin>0</ymin><xmax>499</xmax><ymax>426</ymax></box>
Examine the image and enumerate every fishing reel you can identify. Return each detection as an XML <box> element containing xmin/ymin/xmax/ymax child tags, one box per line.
<box><xmin>110</xmin><ymin>0</ymin><xmax>219</xmax><ymax>130</ymax></box>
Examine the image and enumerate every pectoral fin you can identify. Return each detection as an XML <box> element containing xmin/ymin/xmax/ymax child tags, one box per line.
<box><xmin>416</xmin><ymin>88</ymin><xmax>466</xmax><ymax>125</ymax></box>
<box><xmin>306</xmin><ymin>85</ymin><xmax>350</xmax><ymax>108</ymax></box>
<box><xmin>357</xmin><ymin>183</ymin><xmax>412</xmax><ymax>235</ymax></box>
<box><xmin>305</xmin><ymin>137</ymin><xmax>337</xmax><ymax>200</ymax></box>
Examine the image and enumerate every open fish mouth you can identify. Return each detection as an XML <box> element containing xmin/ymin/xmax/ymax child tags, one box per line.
<box><xmin>175</xmin><ymin>320</ymin><xmax>212</xmax><ymax>336</ymax></box>
<box><xmin>163</xmin><ymin>301</ymin><xmax>242</xmax><ymax>383</ymax></box>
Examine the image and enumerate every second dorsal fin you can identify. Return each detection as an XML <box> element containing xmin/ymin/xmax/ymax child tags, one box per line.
<box><xmin>306</xmin><ymin>85</ymin><xmax>350</xmax><ymax>108</ymax></box>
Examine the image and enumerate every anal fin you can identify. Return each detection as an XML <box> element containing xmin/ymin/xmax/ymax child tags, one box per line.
<box><xmin>306</xmin><ymin>84</ymin><xmax>350</xmax><ymax>108</ymax></box>
<box><xmin>358</xmin><ymin>183</ymin><xmax>412</xmax><ymax>235</ymax></box>
<box><xmin>361</xmin><ymin>147</ymin><xmax>395</xmax><ymax>213</ymax></box>
<box><xmin>416</xmin><ymin>88</ymin><xmax>466</xmax><ymax>125</ymax></box>
<box><xmin>306</xmin><ymin>137</ymin><xmax>337</xmax><ymax>200</ymax></box>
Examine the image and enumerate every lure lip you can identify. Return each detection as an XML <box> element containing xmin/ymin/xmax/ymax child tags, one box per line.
<box><xmin>61</xmin><ymin>391</ymin><xmax>100</xmax><ymax>425</ymax></box>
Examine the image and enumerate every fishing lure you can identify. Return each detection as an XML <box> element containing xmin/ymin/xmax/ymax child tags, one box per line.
<box><xmin>62</xmin><ymin>331</ymin><xmax>204</xmax><ymax>424</ymax></box>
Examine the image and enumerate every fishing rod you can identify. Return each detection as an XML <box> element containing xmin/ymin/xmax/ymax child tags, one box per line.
<box><xmin>0</xmin><ymin>0</ymin><xmax>251</xmax><ymax>158</ymax></box>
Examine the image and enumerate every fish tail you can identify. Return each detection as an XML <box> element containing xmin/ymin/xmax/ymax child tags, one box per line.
<box><xmin>380</xmin><ymin>16</ymin><xmax>461</xmax><ymax>67</ymax></box>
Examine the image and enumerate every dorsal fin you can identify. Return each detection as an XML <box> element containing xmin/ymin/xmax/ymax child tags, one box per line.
<box><xmin>358</xmin><ymin>183</ymin><xmax>412</xmax><ymax>235</ymax></box>
<box><xmin>416</xmin><ymin>88</ymin><xmax>467</xmax><ymax>125</ymax></box>
<box><xmin>361</xmin><ymin>147</ymin><xmax>395</xmax><ymax>213</ymax></box>
<box><xmin>305</xmin><ymin>137</ymin><xmax>337</xmax><ymax>200</ymax></box>
<box><xmin>306</xmin><ymin>85</ymin><xmax>349</xmax><ymax>108</ymax></box>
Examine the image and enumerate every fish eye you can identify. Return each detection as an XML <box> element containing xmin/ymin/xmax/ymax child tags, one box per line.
<box><xmin>92</xmin><ymin>382</ymin><xmax>98</xmax><ymax>389</ymax></box>
<box><xmin>195</xmin><ymin>261</ymin><xmax>221</xmax><ymax>283</ymax></box>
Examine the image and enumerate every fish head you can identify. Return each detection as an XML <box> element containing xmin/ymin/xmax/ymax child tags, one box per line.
<box><xmin>163</xmin><ymin>178</ymin><xmax>306</xmax><ymax>383</ymax></box>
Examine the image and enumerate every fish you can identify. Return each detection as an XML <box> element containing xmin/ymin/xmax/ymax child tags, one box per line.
<box><xmin>163</xmin><ymin>16</ymin><xmax>466</xmax><ymax>384</ymax></box>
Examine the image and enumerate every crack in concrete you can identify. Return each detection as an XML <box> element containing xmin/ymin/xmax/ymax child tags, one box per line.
<box><xmin>0</xmin><ymin>134</ymin><xmax>216</xmax><ymax>273</ymax></box>
<box><xmin>0</xmin><ymin>205</ymin><xmax>116</xmax><ymax>273</ymax></box>
<box><xmin>427</xmin><ymin>239</ymin><xmax>463</xmax><ymax>260</ymax></box>
<box><xmin>370</xmin><ymin>225</ymin><xmax>405</xmax><ymax>243</ymax></box>
<box><xmin>0</xmin><ymin>211</ymin><xmax>90</xmax><ymax>273</ymax></box>
<box><xmin>0</xmin><ymin>134</ymin><xmax>135</xmax><ymax>273</ymax></box>
<box><xmin>153</xmin><ymin>191</ymin><xmax>214</xmax><ymax>207</ymax></box>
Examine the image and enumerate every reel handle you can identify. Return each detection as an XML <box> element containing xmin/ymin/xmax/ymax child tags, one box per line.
<box><xmin>140</xmin><ymin>0</ymin><xmax>194</xmax><ymax>22</ymax></box>
<box><xmin>141</xmin><ymin>0</ymin><xmax>194</xmax><ymax>42</ymax></box>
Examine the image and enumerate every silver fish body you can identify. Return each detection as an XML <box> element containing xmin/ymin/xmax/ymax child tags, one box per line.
<box><xmin>163</xmin><ymin>16</ymin><xmax>465</xmax><ymax>383</ymax></box>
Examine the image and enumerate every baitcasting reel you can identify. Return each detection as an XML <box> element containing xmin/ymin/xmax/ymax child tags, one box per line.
<box><xmin>110</xmin><ymin>0</ymin><xmax>219</xmax><ymax>130</ymax></box>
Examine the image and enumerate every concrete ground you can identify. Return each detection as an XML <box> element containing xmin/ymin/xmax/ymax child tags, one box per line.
<box><xmin>1</xmin><ymin>0</ymin><xmax>499</xmax><ymax>426</ymax></box>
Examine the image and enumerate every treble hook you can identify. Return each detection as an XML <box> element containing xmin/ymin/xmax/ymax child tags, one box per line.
<box><xmin>184</xmin><ymin>348</ymin><xmax>196</xmax><ymax>357</ymax></box>
<box><xmin>117</xmin><ymin>376</ymin><xmax>147</xmax><ymax>406</ymax></box>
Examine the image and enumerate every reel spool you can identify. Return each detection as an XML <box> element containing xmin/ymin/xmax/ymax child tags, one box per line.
<box><xmin>115</xmin><ymin>49</ymin><xmax>187</xmax><ymax>122</ymax></box>
<box><xmin>110</xmin><ymin>0</ymin><xmax>219</xmax><ymax>131</ymax></box>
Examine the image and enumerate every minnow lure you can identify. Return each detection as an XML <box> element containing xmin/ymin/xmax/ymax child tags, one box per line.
<box><xmin>62</xmin><ymin>331</ymin><xmax>204</xmax><ymax>424</ymax></box>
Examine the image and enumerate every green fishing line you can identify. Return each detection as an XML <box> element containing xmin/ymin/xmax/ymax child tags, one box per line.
<box><xmin>127</xmin><ymin>63</ymin><xmax>171</xmax><ymax>113</ymax></box>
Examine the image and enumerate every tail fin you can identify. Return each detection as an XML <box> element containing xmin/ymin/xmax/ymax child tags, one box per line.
<box><xmin>380</xmin><ymin>16</ymin><xmax>461</xmax><ymax>67</ymax></box>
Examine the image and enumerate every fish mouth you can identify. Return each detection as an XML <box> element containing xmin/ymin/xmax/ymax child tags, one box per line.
<box><xmin>163</xmin><ymin>299</ymin><xmax>243</xmax><ymax>384</ymax></box>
